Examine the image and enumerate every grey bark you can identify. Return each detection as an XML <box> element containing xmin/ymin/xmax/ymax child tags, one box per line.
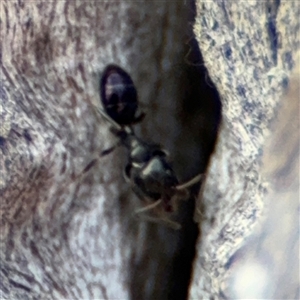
<box><xmin>191</xmin><ymin>1</ymin><xmax>299</xmax><ymax>299</ymax></box>
<box><xmin>1</xmin><ymin>1</ymin><xmax>299</xmax><ymax>300</ymax></box>
<box><xmin>1</xmin><ymin>1</ymin><xmax>205</xmax><ymax>299</ymax></box>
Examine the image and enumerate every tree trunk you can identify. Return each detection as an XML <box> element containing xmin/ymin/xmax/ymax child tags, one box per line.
<box><xmin>191</xmin><ymin>1</ymin><xmax>299</xmax><ymax>299</ymax></box>
<box><xmin>1</xmin><ymin>1</ymin><xmax>299</xmax><ymax>300</ymax></box>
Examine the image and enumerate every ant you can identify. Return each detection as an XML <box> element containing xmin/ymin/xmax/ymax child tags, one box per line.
<box><xmin>95</xmin><ymin>64</ymin><xmax>202</xmax><ymax>229</ymax></box>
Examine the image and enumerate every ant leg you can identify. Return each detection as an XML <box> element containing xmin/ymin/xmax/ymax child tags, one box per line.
<box><xmin>176</xmin><ymin>174</ymin><xmax>203</xmax><ymax>190</ymax></box>
<box><xmin>132</xmin><ymin>111</ymin><xmax>146</xmax><ymax>124</ymax></box>
<box><xmin>95</xmin><ymin>106</ymin><xmax>135</xmax><ymax>136</ymax></box>
<box><xmin>100</xmin><ymin>144</ymin><xmax>117</xmax><ymax>156</ymax></box>
<box><xmin>161</xmin><ymin>217</ymin><xmax>181</xmax><ymax>230</ymax></box>
<box><xmin>135</xmin><ymin>214</ymin><xmax>181</xmax><ymax>230</ymax></box>
<box><xmin>134</xmin><ymin>200</ymin><xmax>181</xmax><ymax>229</ymax></box>
<box><xmin>81</xmin><ymin>158</ymin><xmax>99</xmax><ymax>174</ymax></box>
<box><xmin>123</xmin><ymin>164</ymin><xmax>135</xmax><ymax>184</ymax></box>
<box><xmin>100</xmin><ymin>137</ymin><xmax>122</xmax><ymax>157</ymax></box>
<box><xmin>94</xmin><ymin>106</ymin><xmax>122</xmax><ymax>131</ymax></box>
<box><xmin>79</xmin><ymin>149</ymin><xmax>112</xmax><ymax>176</ymax></box>
<box><xmin>79</xmin><ymin>141</ymin><xmax>120</xmax><ymax>179</ymax></box>
<box><xmin>134</xmin><ymin>199</ymin><xmax>162</xmax><ymax>214</ymax></box>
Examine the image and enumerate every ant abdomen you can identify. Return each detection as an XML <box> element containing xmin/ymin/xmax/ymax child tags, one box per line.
<box><xmin>100</xmin><ymin>64</ymin><xmax>144</xmax><ymax>126</ymax></box>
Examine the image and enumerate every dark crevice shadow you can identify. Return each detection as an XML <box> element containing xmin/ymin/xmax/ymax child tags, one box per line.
<box><xmin>166</xmin><ymin>2</ymin><xmax>222</xmax><ymax>300</ymax></box>
<box><xmin>167</xmin><ymin>43</ymin><xmax>221</xmax><ymax>300</ymax></box>
<box><xmin>128</xmin><ymin>1</ymin><xmax>221</xmax><ymax>300</ymax></box>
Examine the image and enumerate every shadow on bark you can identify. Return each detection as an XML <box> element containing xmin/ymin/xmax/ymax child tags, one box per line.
<box><xmin>128</xmin><ymin>7</ymin><xmax>222</xmax><ymax>299</ymax></box>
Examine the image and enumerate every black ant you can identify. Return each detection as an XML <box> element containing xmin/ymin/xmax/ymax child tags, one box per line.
<box><xmin>95</xmin><ymin>64</ymin><xmax>202</xmax><ymax>229</ymax></box>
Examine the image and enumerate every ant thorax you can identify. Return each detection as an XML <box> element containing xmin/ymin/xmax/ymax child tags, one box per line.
<box><xmin>122</xmin><ymin>134</ymin><xmax>179</xmax><ymax>207</ymax></box>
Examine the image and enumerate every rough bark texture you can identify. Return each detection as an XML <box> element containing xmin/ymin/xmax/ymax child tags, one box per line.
<box><xmin>220</xmin><ymin>72</ymin><xmax>300</xmax><ymax>300</ymax></box>
<box><xmin>1</xmin><ymin>1</ymin><xmax>299</xmax><ymax>300</ymax></box>
<box><xmin>191</xmin><ymin>1</ymin><xmax>299</xmax><ymax>299</ymax></box>
<box><xmin>1</xmin><ymin>1</ymin><xmax>213</xmax><ymax>300</ymax></box>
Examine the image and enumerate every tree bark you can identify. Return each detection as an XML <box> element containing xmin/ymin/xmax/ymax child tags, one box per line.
<box><xmin>191</xmin><ymin>1</ymin><xmax>299</xmax><ymax>299</ymax></box>
<box><xmin>1</xmin><ymin>1</ymin><xmax>299</xmax><ymax>300</ymax></box>
<box><xmin>1</xmin><ymin>1</ymin><xmax>208</xmax><ymax>299</ymax></box>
